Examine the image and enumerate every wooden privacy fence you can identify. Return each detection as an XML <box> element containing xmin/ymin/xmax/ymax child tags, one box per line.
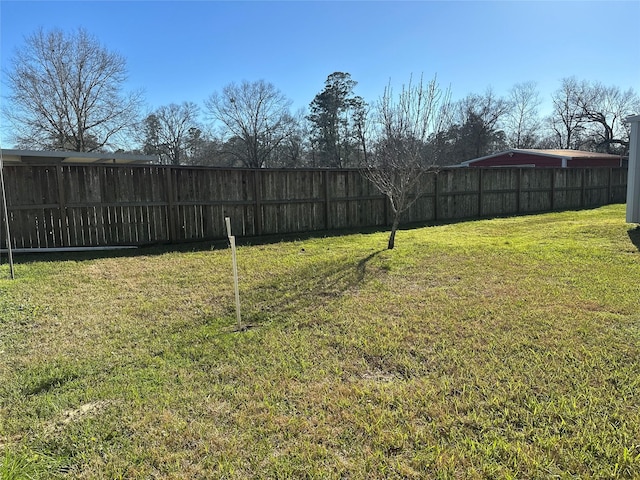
<box><xmin>0</xmin><ymin>164</ymin><xmax>628</xmax><ymax>249</ymax></box>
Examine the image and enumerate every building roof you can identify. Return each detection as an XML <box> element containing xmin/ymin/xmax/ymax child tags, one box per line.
<box><xmin>0</xmin><ymin>149</ymin><xmax>158</xmax><ymax>165</ymax></box>
<box><xmin>461</xmin><ymin>148</ymin><xmax>625</xmax><ymax>166</ymax></box>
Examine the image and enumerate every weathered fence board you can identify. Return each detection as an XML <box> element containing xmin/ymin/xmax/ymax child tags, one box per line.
<box><xmin>0</xmin><ymin>164</ymin><xmax>628</xmax><ymax>249</ymax></box>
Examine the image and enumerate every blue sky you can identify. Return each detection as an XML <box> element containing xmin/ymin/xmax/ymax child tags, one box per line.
<box><xmin>1</xmin><ymin>0</ymin><xmax>639</xmax><ymax>147</ymax></box>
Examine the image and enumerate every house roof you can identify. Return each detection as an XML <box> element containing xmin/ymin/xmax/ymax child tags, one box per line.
<box><xmin>461</xmin><ymin>148</ymin><xmax>625</xmax><ymax>166</ymax></box>
<box><xmin>0</xmin><ymin>149</ymin><xmax>158</xmax><ymax>165</ymax></box>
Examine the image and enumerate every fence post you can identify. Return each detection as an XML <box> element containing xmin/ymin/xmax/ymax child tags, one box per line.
<box><xmin>516</xmin><ymin>168</ymin><xmax>522</xmax><ymax>214</ymax></box>
<box><xmin>253</xmin><ymin>169</ymin><xmax>263</xmax><ymax>236</ymax></box>
<box><xmin>550</xmin><ymin>169</ymin><xmax>555</xmax><ymax>211</ymax></box>
<box><xmin>581</xmin><ymin>168</ymin><xmax>586</xmax><ymax>208</ymax></box>
<box><xmin>323</xmin><ymin>170</ymin><xmax>330</xmax><ymax>230</ymax></box>
<box><xmin>345</xmin><ymin>171</ymin><xmax>350</xmax><ymax>227</ymax></box>
<box><xmin>433</xmin><ymin>171</ymin><xmax>439</xmax><ymax>221</ymax></box>
<box><xmin>56</xmin><ymin>165</ymin><xmax>69</xmax><ymax>247</ymax></box>
<box><xmin>478</xmin><ymin>168</ymin><xmax>483</xmax><ymax>217</ymax></box>
<box><xmin>165</xmin><ymin>166</ymin><xmax>177</xmax><ymax>243</ymax></box>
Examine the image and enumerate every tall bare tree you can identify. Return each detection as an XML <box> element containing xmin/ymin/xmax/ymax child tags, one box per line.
<box><xmin>505</xmin><ymin>81</ymin><xmax>542</xmax><ymax>149</ymax></box>
<box><xmin>575</xmin><ymin>82</ymin><xmax>640</xmax><ymax>155</ymax></box>
<box><xmin>364</xmin><ymin>74</ymin><xmax>451</xmax><ymax>249</ymax></box>
<box><xmin>3</xmin><ymin>28</ymin><xmax>143</xmax><ymax>151</ymax></box>
<box><xmin>546</xmin><ymin>78</ymin><xmax>639</xmax><ymax>154</ymax></box>
<box><xmin>142</xmin><ymin>102</ymin><xmax>201</xmax><ymax>165</ymax></box>
<box><xmin>425</xmin><ymin>89</ymin><xmax>509</xmax><ymax>165</ymax></box>
<box><xmin>454</xmin><ymin>89</ymin><xmax>511</xmax><ymax>159</ymax></box>
<box><xmin>267</xmin><ymin>108</ymin><xmax>310</xmax><ymax>167</ymax></box>
<box><xmin>547</xmin><ymin>77</ymin><xmax>588</xmax><ymax>150</ymax></box>
<box><xmin>205</xmin><ymin>80</ymin><xmax>297</xmax><ymax>168</ymax></box>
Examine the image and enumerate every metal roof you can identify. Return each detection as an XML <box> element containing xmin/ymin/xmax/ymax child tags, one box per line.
<box><xmin>461</xmin><ymin>148</ymin><xmax>625</xmax><ymax>166</ymax></box>
<box><xmin>516</xmin><ymin>149</ymin><xmax>624</xmax><ymax>159</ymax></box>
<box><xmin>0</xmin><ymin>149</ymin><xmax>158</xmax><ymax>164</ymax></box>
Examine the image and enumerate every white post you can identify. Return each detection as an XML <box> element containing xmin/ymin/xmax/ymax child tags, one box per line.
<box><xmin>225</xmin><ymin>217</ymin><xmax>242</xmax><ymax>328</ymax></box>
<box><xmin>0</xmin><ymin>152</ymin><xmax>15</xmax><ymax>279</ymax></box>
<box><xmin>626</xmin><ymin>115</ymin><xmax>640</xmax><ymax>224</ymax></box>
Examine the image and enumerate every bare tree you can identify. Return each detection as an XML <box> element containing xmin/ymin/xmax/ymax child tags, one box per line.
<box><xmin>575</xmin><ymin>82</ymin><xmax>640</xmax><ymax>155</ymax></box>
<box><xmin>3</xmin><ymin>28</ymin><xmax>143</xmax><ymax>151</ymax></box>
<box><xmin>267</xmin><ymin>108</ymin><xmax>310</xmax><ymax>167</ymax></box>
<box><xmin>546</xmin><ymin>78</ymin><xmax>639</xmax><ymax>154</ymax></box>
<box><xmin>364</xmin><ymin>74</ymin><xmax>451</xmax><ymax>250</ymax></box>
<box><xmin>142</xmin><ymin>102</ymin><xmax>201</xmax><ymax>165</ymax></box>
<box><xmin>505</xmin><ymin>81</ymin><xmax>542</xmax><ymax>149</ymax></box>
<box><xmin>454</xmin><ymin>89</ymin><xmax>511</xmax><ymax>159</ymax></box>
<box><xmin>204</xmin><ymin>80</ymin><xmax>297</xmax><ymax>168</ymax></box>
<box><xmin>352</xmin><ymin>101</ymin><xmax>371</xmax><ymax>166</ymax></box>
<box><xmin>547</xmin><ymin>77</ymin><xmax>588</xmax><ymax>150</ymax></box>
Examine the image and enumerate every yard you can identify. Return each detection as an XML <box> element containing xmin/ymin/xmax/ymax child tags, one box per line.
<box><xmin>1</xmin><ymin>204</ymin><xmax>639</xmax><ymax>479</ymax></box>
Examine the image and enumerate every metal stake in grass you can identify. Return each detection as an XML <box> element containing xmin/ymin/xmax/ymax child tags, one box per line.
<box><xmin>225</xmin><ymin>217</ymin><xmax>242</xmax><ymax>329</ymax></box>
<box><xmin>0</xmin><ymin>149</ymin><xmax>15</xmax><ymax>279</ymax></box>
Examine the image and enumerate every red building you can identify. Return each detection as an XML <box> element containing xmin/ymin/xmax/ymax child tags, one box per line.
<box><xmin>460</xmin><ymin>149</ymin><xmax>626</xmax><ymax>168</ymax></box>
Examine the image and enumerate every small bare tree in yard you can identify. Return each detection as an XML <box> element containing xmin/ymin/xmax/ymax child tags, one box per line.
<box><xmin>364</xmin><ymin>74</ymin><xmax>451</xmax><ymax>250</ymax></box>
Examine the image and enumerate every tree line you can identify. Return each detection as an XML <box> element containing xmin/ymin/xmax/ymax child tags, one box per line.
<box><xmin>3</xmin><ymin>28</ymin><xmax>639</xmax><ymax>168</ymax></box>
<box><xmin>4</xmin><ymin>27</ymin><xmax>639</xmax><ymax>249</ymax></box>
<box><xmin>3</xmin><ymin>29</ymin><xmax>640</xmax><ymax>168</ymax></box>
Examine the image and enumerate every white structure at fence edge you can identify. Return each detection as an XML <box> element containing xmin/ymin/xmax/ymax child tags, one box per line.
<box><xmin>627</xmin><ymin>115</ymin><xmax>640</xmax><ymax>224</ymax></box>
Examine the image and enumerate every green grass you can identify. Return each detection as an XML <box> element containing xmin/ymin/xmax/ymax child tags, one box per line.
<box><xmin>1</xmin><ymin>204</ymin><xmax>639</xmax><ymax>479</ymax></box>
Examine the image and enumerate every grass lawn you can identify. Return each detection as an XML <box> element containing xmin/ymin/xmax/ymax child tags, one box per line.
<box><xmin>1</xmin><ymin>204</ymin><xmax>639</xmax><ymax>479</ymax></box>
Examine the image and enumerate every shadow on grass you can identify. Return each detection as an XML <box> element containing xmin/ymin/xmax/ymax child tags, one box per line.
<box><xmin>357</xmin><ymin>250</ymin><xmax>385</xmax><ymax>281</ymax></box>
<box><xmin>0</xmin><ymin>210</ymin><xmax>494</xmax><ymax>266</ymax></box>
<box><xmin>239</xmin><ymin>249</ymin><xmax>385</xmax><ymax>327</ymax></box>
<box><xmin>1</xmin><ymin>225</ymin><xmax>394</xmax><ymax>265</ymax></box>
<box><xmin>628</xmin><ymin>226</ymin><xmax>640</xmax><ymax>251</ymax></box>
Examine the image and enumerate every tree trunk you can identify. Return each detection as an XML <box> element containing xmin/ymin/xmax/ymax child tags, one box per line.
<box><xmin>387</xmin><ymin>215</ymin><xmax>400</xmax><ymax>250</ymax></box>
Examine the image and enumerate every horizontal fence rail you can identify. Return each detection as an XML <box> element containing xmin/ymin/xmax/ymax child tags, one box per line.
<box><xmin>0</xmin><ymin>164</ymin><xmax>628</xmax><ymax>249</ymax></box>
